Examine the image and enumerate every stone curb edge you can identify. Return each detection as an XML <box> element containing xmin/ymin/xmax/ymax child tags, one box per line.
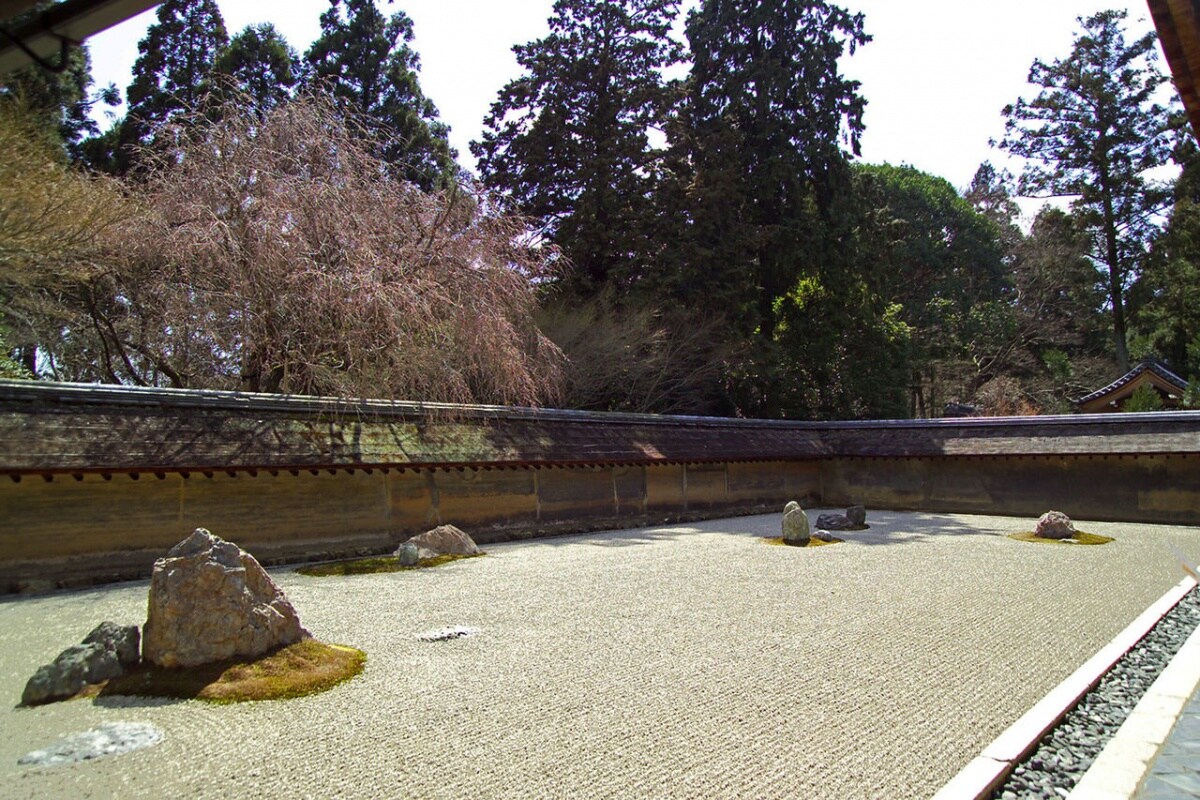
<box><xmin>930</xmin><ymin>574</ymin><xmax>1199</xmax><ymax>800</ymax></box>
<box><xmin>1065</xmin><ymin>617</ymin><xmax>1200</xmax><ymax>800</ymax></box>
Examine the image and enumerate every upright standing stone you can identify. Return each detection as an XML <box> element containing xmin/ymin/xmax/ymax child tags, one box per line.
<box><xmin>846</xmin><ymin>505</ymin><xmax>867</xmax><ymax>528</ymax></box>
<box><xmin>142</xmin><ymin>529</ymin><xmax>309</xmax><ymax>668</ymax></box>
<box><xmin>782</xmin><ymin>502</ymin><xmax>810</xmax><ymax>545</ymax></box>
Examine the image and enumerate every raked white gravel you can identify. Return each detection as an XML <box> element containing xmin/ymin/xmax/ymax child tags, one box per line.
<box><xmin>2</xmin><ymin>510</ymin><xmax>1198</xmax><ymax>800</ymax></box>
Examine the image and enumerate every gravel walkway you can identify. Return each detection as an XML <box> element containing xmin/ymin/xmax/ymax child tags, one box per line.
<box><xmin>2</xmin><ymin>511</ymin><xmax>1198</xmax><ymax>800</ymax></box>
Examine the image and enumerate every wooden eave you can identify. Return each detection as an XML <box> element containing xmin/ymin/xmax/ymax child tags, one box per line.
<box><xmin>1077</xmin><ymin>371</ymin><xmax>1185</xmax><ymax>413</ymax></box>
<box><xmin>1149</xmin><ymin>0</ymin><xmax>1200</xmax><ymax>138</ymax></box>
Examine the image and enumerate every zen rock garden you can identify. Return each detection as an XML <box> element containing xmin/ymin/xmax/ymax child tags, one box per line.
<box><xmin>1011</xmin><ymin>510</ymin><xmax>1115</xmax><ymax>546</ymax></box>
<box><xmin>779</xmin><ymin>501</ymin><xmax>867</xmax><ymax>546</ymax></box>
<box><xmin>20</xmin><ymin>523</ymin><xmax>487</xmax><ymax>707</ymax></box>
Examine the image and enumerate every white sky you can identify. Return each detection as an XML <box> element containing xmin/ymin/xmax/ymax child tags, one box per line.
<box><xmin>85</xmin><ymin>0</ymin><xmax>1162</xmax><ymax>197</ymax></box>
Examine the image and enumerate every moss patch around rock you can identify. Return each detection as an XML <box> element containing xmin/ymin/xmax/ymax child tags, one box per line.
<box><xmin>1008</xmin><ymin>531</ymin><xmax>1114</xmax><ymax>546</ymax></box>
<box><xmin>296</xmin><ymin>552</ymin><xmax>483</xmax><ymax>577</ymax></box>
<box><xmin>764</xmin><ymin>536</ymin><xmax>843</xmax><ymax>548</ymax></box>
<box><xmin>95</xmin><ymin>639</ymin><xmax>365</xmax><ymax>703</ymax></box>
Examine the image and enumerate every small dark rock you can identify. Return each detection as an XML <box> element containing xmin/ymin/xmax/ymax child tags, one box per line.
<box><xmin>21</xmin><ymin>621</ymin><xmax>141</xmax><ymax>706</ymax></box>
<box><xmin>83</xmin><ymin>621</ymin><xmax>140</xmax><ymax>668</ymax></box>
<box><xmin>815</xmin><ymin>513</ymin><xmax>852</xmax><ymax>530</ymax></box>
<box><xmin>846</xmin><ymin>505</ymin><xmax>867</xmax><ymax>527</ymax></box>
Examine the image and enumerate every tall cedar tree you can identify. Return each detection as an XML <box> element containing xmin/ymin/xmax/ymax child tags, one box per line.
<box><xmin>213</xmin><ymin>23</ymin><xmax>301</xmax><ymax>115</ymax></box>
<box><xmin>682</xmin><ymin>0</ymin><xmax>869</xmax><ymax>340</ymax></box>
<box><xmin>305</xmin><ymin>0</ymin><xmax>454</xmax><ymax>190</ymax></box>
<box><xmin>999</xmin><ymin>10</ymin><xmax>1172</xmax><ymax>372</ymax></box>
<box><xmin>1136</xmin><ymin>142</ymin><xmax>1200</xmax><ymax>380</ymax></box>
<box><xmin>473</xmin><ymin>0</ymin><xmax>683</xmax><ymax>296</ymax></box>
<box><xmin>123</xmin><ymin>0</ymin><xmax>227</xmax><ymax>152</ymax></box>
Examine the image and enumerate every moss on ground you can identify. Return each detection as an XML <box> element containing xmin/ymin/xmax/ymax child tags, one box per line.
<box><xmin>764</xmin><ymin>535</ymin><xmax>843</xmax><ymax>548</ymax></box>
<box><xmin>1008</xmin><ymin>531</ymin><xmax>1114</xmax><ymax>546</ymax></box>
<box><xmin>296</xmin><ymin>552</ymin><xmax>483</xmax><ymax>577</ymax></box>
<box><xmin>95</xmin><ymin>639</ymin><xmax>365</xmax><ymax>703</ymax></box>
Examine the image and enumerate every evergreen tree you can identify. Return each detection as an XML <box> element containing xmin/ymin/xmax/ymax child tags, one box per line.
<box><xmin>125</xmin><ymin>0</ymin><xmax>228</xmax><ymax>143</ymax></box>
<box><xmin>670</xmin><ymin>0</ymin><xmax>872</xmax><ymax>418</ymax></box>
<box><xmin>213</xmin><ymin>23</ymin><xmax>301</xmax><ymax>115</ymax></box>
<box><xmin>999</xmin><ymin>10</ymin><xmax>1172</xmax><ymax>372</ymax></box>
<box><xmin>305</xmin><ymin>0</ymin><xmax>453</xmax><ymax>189</ymax></box>
<box><xmin>681</xmin><ymin>0</ymin><xmax>870</xmax><ymax>339</ymax></box>
<box><xmin>851</xmin><ymin>164</ymin><xmax>1007</xmax><ymax>415</ymax></box>
<box><xmin>473</xmin><ymin>0</ymin><xmax>683</xmax><ymax>296</ymax></box>
<box><xmin>1135</xmin><ymin>142</ymin><xmax>1200</xmax><ymax>379</ymax></box>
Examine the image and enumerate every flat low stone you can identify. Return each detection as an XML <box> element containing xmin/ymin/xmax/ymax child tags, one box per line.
<box><xmin>815</xmin><ymin>513</ymin><xmax>853</xmax><ymax>531</ymax></box>
<box><xmin>142</xmin><ymin>529</ymin><xmax>309</xmax><ymax>668</ymax></box>
<box><xmin>18</xmin><ymin>722</ymin><xmax>164</xmax><ymax>766</ymax></box>
<box><xmin>1035</xmin><ymin>510</ymin><xmax>1076</xmax><ymax>540</ymax></box>
<box><xmin>400</xmin><ymin>525</ymin><xmax>482</xmax><ymax>557</ymax></box>
<box><xmin>813</xmin><ymin>530</ymin><xmax>839</xmax><ymax>542</ymax></box>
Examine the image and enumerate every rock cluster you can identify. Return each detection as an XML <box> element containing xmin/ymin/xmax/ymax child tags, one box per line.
<box><xmin>1035</xmin><ymin>510</ymin><xmax>1076</xmax><ymax>540</ymax></box>
<box><xmin>142</xmin><ymin>528</ymin><xmax>309</xmax><ymax>668</ymax></box>
<box><xmin>395</xmin><ymin>524</ymin><xmax>482</xmax><ymax>565</ymax></box>
<box><xmin>781</xmin><ymin>501</ymin><xmax>810</xmax><ymax>545</ymax></box>
<box><xmin>815</xmin><ymin>505</ymin><xmax>869</xmax><ymax>531</ymax></box>
<box><xmin>22</xmin><ymin>622</ymin><xmax>140</xmax><ymax>706</ymax></box>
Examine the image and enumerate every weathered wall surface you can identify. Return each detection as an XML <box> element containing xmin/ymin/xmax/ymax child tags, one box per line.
<box><xmin>1</xmin><ymin>380</ymin><xmax>1198</xmax><ymax>592</ymax></box>
<box><xmin>819</xmin><ymin>454</ymin><xmax>1199</xmax><ymax>525</ymax></box>
<box><xmin>0</xmin><ymin>460</ymin><xmax>821</xmax><ymax>591</ymax></box>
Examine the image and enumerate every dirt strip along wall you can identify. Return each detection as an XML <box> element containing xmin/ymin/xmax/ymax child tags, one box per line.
<box><xmin>1</xmin><ymin>381</ymin><xmax>1198</xmax><ymax>592</ymax></box>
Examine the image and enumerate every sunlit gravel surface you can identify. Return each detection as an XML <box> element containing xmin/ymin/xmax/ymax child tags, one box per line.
<box><xmin>1</xmin><ymin>511</ymin><xmax>1197</xmax><ymax>800</ymax></box>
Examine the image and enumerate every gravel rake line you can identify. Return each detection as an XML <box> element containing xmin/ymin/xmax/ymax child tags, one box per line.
<box><xmin>993</xmin><ymin>586</ymin><xmax>1200</xmax><ymax>800</ymax></box>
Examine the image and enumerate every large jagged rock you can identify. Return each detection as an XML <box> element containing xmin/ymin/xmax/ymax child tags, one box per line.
<box><xmin>1035</xmin><ymin>510</ymin><xmax>1076</xmax><ymax>540</ymax></box>
<box><xmin>781</xmin><ymin>501</ymin><xmax>810</xmax><ymax>545</ymax></box>
<box><xmin>21</xmin><ymin>622</ymin><xmax>139</xmax><ymax>706</ymax></box>
<box><xmin>399</xmin><ymin>525</ymin><xmax>482</xmax><ymax>558</ymax></box>
<box><xmin>142</xmin><ymin>529</ymin><xmax>309</xmax><ymax>668</ymax></box>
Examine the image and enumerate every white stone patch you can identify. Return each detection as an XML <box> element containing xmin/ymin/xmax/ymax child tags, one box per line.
<box><xmin>415</xmin><ymin>625</ymin><xmax>479</xmax><ymax>642</ymax></box>
<box><xmin>19</xmin><ymin>721</ymin><xmax>163</xmax><ymax>766</ymax></box>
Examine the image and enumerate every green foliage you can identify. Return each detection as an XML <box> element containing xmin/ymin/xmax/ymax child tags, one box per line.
<box><xmin>305</xmin><ymin>0</ymin><xmax>453</xmax><ymax>189</ymax></box>
<box><xmin>999</xmin><ymin>10</ymin><xmax>1173</xmax><ymax>372</ymax></box>
<box><xmin>213</xmin><ymin>23</ymin><xmax>301</xmax><ymax>115</ymax></box>
<box><xmin>123</xmin><ymin>0</ymin><xmax>228</xmax><ymax>150</ymax></box>
<box><xmin>1134</xmin><ymin>144</ymin><xmax>1200</xmax><ymax>380</ymax></box>
<box><xmin>474</xmin><ymin>0</ymin><xmax>683</xmax><ymax>296</ymax></box>
<box><xmin>1123</xmin><ymin>382</ymin><xmax>1165</xmax><ymax>412</ymax></box>
<box><xmin>848</xmin><ymin>164</ymin><xmax>1007</xmax><ymax>415</ymax></box>
<box><xmin>680</xmin><ymin>0</ymin><xmax>869</xmax><ymax>337</ymax></box>
<box><xmin>0</xmin><ymin>3</ymin><xmax>117</xmax><ymax>159</ymax></box>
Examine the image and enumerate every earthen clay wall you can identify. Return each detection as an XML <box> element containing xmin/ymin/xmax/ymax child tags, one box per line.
<box><xmin>1</xmin><ymin>381</ymin><xmax>1197</xmax><ymax>591</ymax></box>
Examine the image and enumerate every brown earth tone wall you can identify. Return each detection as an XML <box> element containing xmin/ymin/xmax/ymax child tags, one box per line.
<box><xmin>1</xmin><ymin>380</ymin><xmax>1198</xmax><ymax>592</ymax></box>
<box><xmin>819</xmin><ymin>454</ymin><xmax>1199</xmax><ymax>524</ymax></box>
<box><xmin>0</xmin><ymin>459</ymin><xmax>821</xmax><ymax>592</ymax></box>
